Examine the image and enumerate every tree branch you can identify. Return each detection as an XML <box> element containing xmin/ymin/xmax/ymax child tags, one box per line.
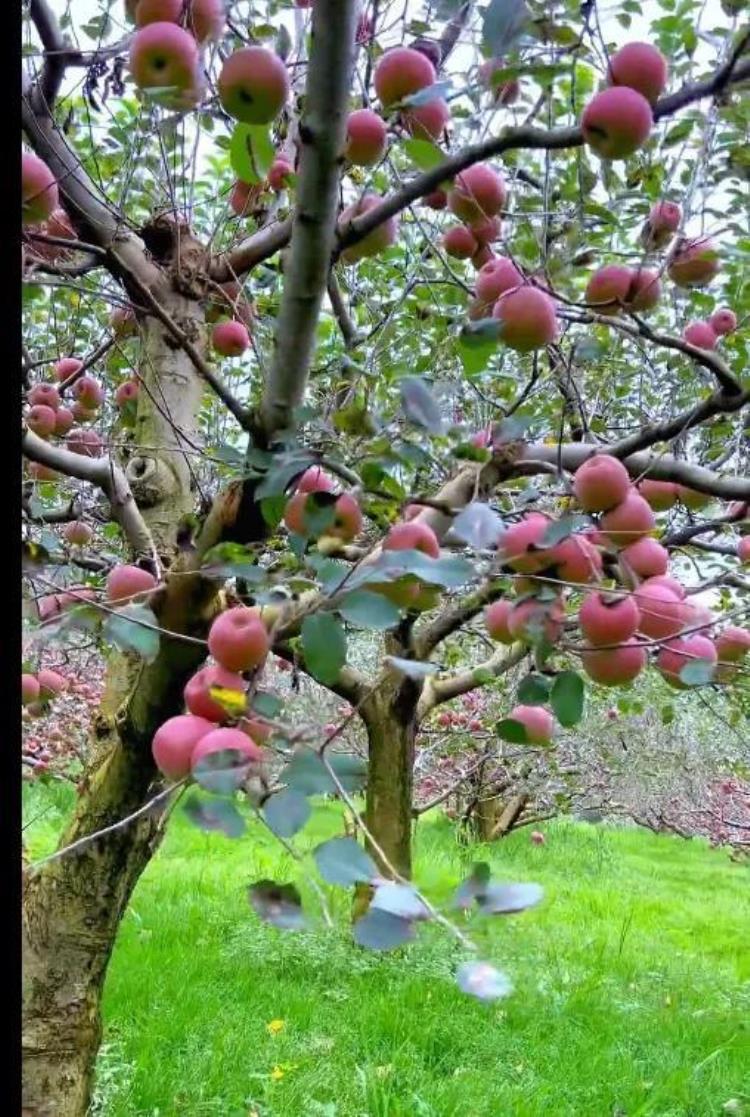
<box><xmin>418</xmin><ymin>643</ymin><xmax>527</xmax><ymax>716</ymax></box>
<box><xmin>256</xmin><ymin>0</ymin><xmax>358</xmax><ymax>438</ymax></box>
<box><xmin>29</xmin><ymin>0</ymin><xmax>68</xmax><ymax>107</ymax></box>
<box><xmin>415</xmin><ymin>581</ymin><xmax>506</xmax><ymax>659</ymax></box>
<box><xmin>608</xmin><ymin>388</ymin><xmax>749</xmax><ymax>458</ymax></box>
<box><xmin>22</xmin><ymin>429</ymin><xmax>156</xmax><ymax>560</ymax></box>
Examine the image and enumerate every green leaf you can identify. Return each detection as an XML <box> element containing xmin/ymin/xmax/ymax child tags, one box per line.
<box><xmin>540</xmin><ymin>515</ymin><xmax>589</xmax><ymax>547</ymax></box>
<box><xmin>251</xmin><ymin>691</ymin><xmax>283</xmax><ymax>718</ymax></box>
<box><xmin>371</xmin><ymin>882</ymin><xmax>429</xmax><ymax>920</ymax></box>
<box><xmin>301</xmin><ymin>614</ymin><xmax>347</xmax><ymax>685</ymax></box>
<box><xmin>402</xmin><ymin>138</ymin><xmax>446</xmax><ymax>171</ymax></box>
<box><xmin>663</xmin><ymin>118</ymin><xmax>694</xmax><ymax>148</ymax></box>
<box><xmin>496</xmin><ymin>717</ymin><xmax>529</xmax><ymax>743</ymax></box>
<box><xmin>102</xmin><ymin>604</ymin><xmax>160</xmax><ymax>663</ymax></box>
<box><xmin>400</xmin><ymin>377</ymin><xmax>444</xmax><ymax>435</ymax></box>
<box><xmin>184</xmin><ymin>794</ymin><xmax>246</xmax><ymax>838</ymax></box>
<box><xmin>453</xmin><ymin>862</ymin><xmax>491</xmax><ymax>909</ymax></box>
<box><xmin>401</xmin><ymin>80</ymin><xmax>452</xmax><ymax>108</ymax></box>
<box><xmin>230</xmin><ymin>123</ymin><xmax>275</xmax><ymax>185</ymax></box>
<box><xmin>255</xmin><ymin>452</ymin><xmax>314</xmax><ymax>499</ymax></box>
<box><xmin>452</xmin><ymin>503</ymin><xmax>505</xmax><ymax>549</ymax></box>
<box><xmin>262</xmin><ymin>789</ymin><xmax>311</xmax><ymax>839</ymax></box>
<box><xmin>313</xmin><ymin>836</ymin><xmax>377</xmax><ymax>886</ymax></box>
<box><xmin>482</xmin><ymin>0</ymin><xmax>529</xmax><ymax>58</ymax></box>
<box><xmin>338</xmin><ymin>590</ymin><xmax>401</xmax><ymax>630</ymax></box>
<box><xmin>550</xmin><ymin>670</ymin><xmax>585</xmax><ymax>727</ymax></box>
<box><xmin>281</xmin><ymin>749</ymin><xmax>367</xmax><ymax>795</ymax></box>
<box><xmin>458</xmin><ymin>319</ymin><xmax>501</xmax><ymax>376</ymax></box>
<box><xmin>193</xmin><ymin>748</ymin><xmax>256</xmax><ymax>795</ymax></box>
<box><xmin>476</xmin><ymin>881</ymin><xmax>544</xmax><ymax>914</ymax></box>
<box><xmin>517</xmin><ymin>673</ymin><xmax>551</xmax><ymax>705</ymax></box>
<box><xmin>679</xmin><ymin>659</ymin><xmax>716</xmax><ymax>686</ymax></box>
<box><xmin>354</xmin><ymin>909</ymin><xmax>415</xmax><ymax>951</ymax></box>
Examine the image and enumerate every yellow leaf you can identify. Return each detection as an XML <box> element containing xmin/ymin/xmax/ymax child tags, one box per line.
<box><xmin>267</xmin><ymin>1018</ymin><xmax>285</xmax><ymax>1035</ymax></box>
<box><xmin>208</xmin><ymin>685</ymin><xmax>247</xmax><ymax>716</ymax></box>
<box><xmin>270</xmin><ymin>1066</ymin><xmax>285</xmax><ymax>1081</ymax></box>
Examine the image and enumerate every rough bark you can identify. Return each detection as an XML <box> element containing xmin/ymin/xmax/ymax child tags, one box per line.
<box><xmin>22</xmin><ymin>288</ymin><xmax>216</xmax><ymax>1117</ymax></box>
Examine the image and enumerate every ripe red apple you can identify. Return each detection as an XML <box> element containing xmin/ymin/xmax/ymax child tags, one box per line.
<box><xmin>106</xmin><ymin>564</ymin><xmax>158</xmax><ymax>604</ymax></box>
<box><xmin>136</xmin><ymin>0</ymin><xmax>225</xmax><ymax>43</ymax></box>
<box><xmin>218</xmin><ymin>46</ymin><xmax>290</xmax><ymax>124</ymax></box>
<box><xmin>585</xmin><ymin>265</ymin><xmax>633</xmax><ymax>315</ymax></box>
<box><xmin>572</xmin><ymin>454</ymin><xmax>631</xmax><ymax>512</ymax></box>
<box><xmin>637</xmin><ymin>478</ymin><xmax>678</xmax><ymax>511</ymax></box>
<box><xmin>550</xmin><ymin>534</ymin><xmax>603</xmax><ymax>584</ymax></box>
<box><xmin>642</xmin><ymin>574</ymin><xmax>685</xmax><ymax>600</ymax></box>
<box><xmin>581</xmin><ymin>87</ymin><xmax>653</xmax><ymax>159</ymax></box>
<box><xmin>129</xmin><ymin>22</ymin><xmax>200</xmax><ymax>95</ymax></box>
<box><xmin>641</xmin><ymin>200</ymin><xmax>681</xmax><ymax>249</ymax></box>
<box><xmin>184</xmin><ymin>664</ymin><xmax>246</xmax><ymax>722</ymax></box>
<box><xmin>607</xmin><ymin>41</ymin><xmax>668</xmax><ymax>104</ymax></box>
<box><xmin>475</xmin><ymin>257</ymin><xmax>523</xmax><ymax>303</ymax></box>
<box><xmin>600</xmin><ymin>492</ymin><xmax>655</xmax><ymax>546</ymax></box>
<box><xmin>620</xmin><ymin>537</ymin><xmax>668</xmax><ymax>578</ymax></box>
<box><xmin>22</xmin><ymin>674</ymin><xmax>40</xmax><ymax>706</ymax></box>
<box><xmin>667</xmin><ymin>237</ymin><xmax>719</xmax><ymax>287</ymax></box>
<box><xmin>423</xmin><ymin>189</ymin><xmax>447</xmax><ymax>209</ymax></box>
<box><xmin>339</xmin><ymin>193</ymin><xmax>398</xmax><ymax>263</ymax></box>
<box><xmin>213</xmin><ymin>320</ymin><xmax>250</xmax><ymax>357</ymax></box>
<box><xmin>628</xmin><ymin>268</ymin><xmax>662</xmax><ymax>312</ymax></box>
<box><xmin>469</xmin><ymin>215</ymin><xmax>502</xmax><ymax>246</ymax></box>
<box><xmin>345</xmin><ymin>109</ymin><xmax>388</xmax><ymax>166</ymax></box>
<box><xmin>442</xmin><ymin>225</ymin><xmax>478</xmax><ymax>260</ymax></box>
<box><xmin>709</xmin><ymin>308</ymin><xmax>736</xmax><ymax>336</ymax></box>
<box><xmin>229</xmin><ymin>179</ymin><xmax>261</xmax><ymax>217</ymax></box>
<box><xmin>27</xmin><ymin>383</ymin><xmax>60</xmax><ymax>411</ymax></box>
<box><xmin>296</xmin><ymin>466</ymin><xmax>336</xmax><ymax>494</ymax></box>
<box><xmin>53</xmin><ymin>357</ymin><xmax>83</xmax><ymax>382</ymax></box>
<box><xmin>471</xmin><ymin>245</ymin><xmax>495</xmax><ymax>269</ymax></box>
<box><xmin>492</xmin><ymin>286</ymin><xmax>558</xmax><ymax>351</ymax></box>
<box><xmin>498</xmin><ymin>513</ymin><xmax>551</xmax><ymax>573</ymax></box>
<box><xmin>23</xmin><ymin>152</ymin><xmax>59</xmax><ymax>225</ymax></box>
<box><xmin>656</xmin><ymin>635</ymin><xmax>717</xmax><ymax>689</ymax></box>
<box><xmin>27</xmin><ymin>405</ymin><xmax>57</xmax><ymax>439</ymax></box>
<box><xmin>507</xmin><ymin>597</ymin><xmax>565</xmax><ymax>645</ymax></box>
<box><xmin>739</xmin><ymin>537</ymin><xmax>750</xmax><ymax>565</ymax></box>
<box><xmin>715</xmin><ymin>626</ymin><xmax>750</xmax><ymax>662</ymax></box>
<box><xmin>268</xmin><ymin>156</ymin><xmax>294</xmax><ymax>191</ymax></box>
<box><xmin>37</xmin><ymin>669</ymin><xmax>65</xmax><ymax>698</ymax></box>
<box><xmin>152</xmin><ymin>714</ymin><xmax>214</xmax><ymax>780</ymax></box>
<box><xmin>634</xmin><ymin>582</ymin><xmax>686</xmax><ymax>639</ymax></box>
<box><xmin>530</xmin><ymin>830</ymin><xmax>546</xmax><ymax>845</ymax></box>
<box><xmin>384</xmin><ymin>521</ymin><xmax>440</xmax><ymax>558</ymax></box>
<box><xmin>683</xmin><ymin>321</ymin><xmax>717</xmax><ymax>350</ymax></box>
<box><xmin>402</xmin><ymin>98</ymin><xmax>450</xmax><ymax>141</ymax></box>
<box><xmin>373</xmin><ymin>47</ymin><xmax>436</xmax><ymax>107</ymax></box>
<box><xmin>72</xmin><ymin>375</ymin><xmax>104</xmax><ymax>410</ymax></box>
<box><xmin>63</xmin><ymin>521</ymin><xmax>93</xmax><ymax>547</ymax></box>
<box><xmin>115</xmin><ymin>380</ymin><xmax>140</xmax><ymax>408</ymax></box>
<box><xmin>191</xmin><ymin>726</ymin><xmax>264</xmax><ymax>772</ymax></box>
<box><xmin>509</xmin><ymin>704</ymin><xmax>554</xmax><ymax>744</ymax></box>
<box><xmin>208</xmin><ymin>606</ymin><xmax>270</xmax><ymax>672</ymax></box>
<box><xmin>66</xmin><ymin>428</ymin><xmax>103</xmax><ymax>457</ymax></box>
<box><xmin>579</xmin><ymin>591</ymin><xmax>640</xmax><ymax>646</ymax></box>
<box><xmin>582</xmin><ymin>640</ymin><xmax>647</xmax><ymax>685</ymax></box>
<box><xmin>448</xmin><ymin>164</ymin><xmax>507</xmax><ymax>223</ymax></box>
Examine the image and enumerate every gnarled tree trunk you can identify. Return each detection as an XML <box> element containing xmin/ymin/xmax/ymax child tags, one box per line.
<box><xmin>22</xmin><ymin>280</ymin><xmax>219</xmax><ymax>1117</ymax></box>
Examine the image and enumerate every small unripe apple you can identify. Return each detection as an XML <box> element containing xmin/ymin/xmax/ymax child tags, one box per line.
<box><xmin>600</xmin><ymin>492</ymin><xmax>655</xmax><ymax>547</ymax></box>
<box><xmin>709</xmin><ymin>308</ymin><xmax>737</xmax><ymax>336</ymax></box>
<box><xmin>582</xmin><ymin>87</ymin><xmax>652</xmax><ymax>159</ymax></box>
<box><xmin>27</xmin><ymin>405</ymin><xmax>57</xmax><ymax>439</ymax></box>
<box><xmin>573</xmin><ymin>454</ymin><xmax>630</xmax><ymax>512</ymax></box>
<box><xmin>509</xmin><ymin>704</ymin><xmax>554</xmax><ymax>744</ymax></box>
<box><xmin>656</xmin><ymin>634</ymin><xmax>717</xmax><ymax>689</ymax></box>
<box><xmin>620</xmin><ymin>537</ymin><xmax>668</xmax><ymax>579</ymax></box>
<box><xmin>27</xmin><ymin>383</ymin><xmax>61</xmax><ymax>410</ymax></box>
<box><xmin>492</xmin><ymin>286</ymin><xmax>558</xmax><ymax>351</ymax></box>
<box><xmin>63</xmin><ymin>521</ymin><xmax>93</xmax><ymax>547</ymax></box>
<box><xmin>106</xmin><ymin>564</ymin><xmax>158</xmax><ymax>604</ymax></box>
<box><xmin>213</xmin><ymin>320</ymin><xmax>250</xmax><ymax>357</ymax></box>
<box><xmin>579</xmin><ymin>591</ymin><xmax>640</xmax><ymax>646</ymax></box>
<box><xmin>373</xmin><ymin>47</ymin><xmax>436</xmax><ymax>107</ymax></box>
<box><xmin>184</xmin><ymin>664</ymin><xmax>246</xmax><ymax>722</ymax></box>
<box><xmin>442</xmin><ymin>225</ymin><xmax>478</xmax><ymax>260</ymax></box>
<box><xmin>607</xmin><ymin>41</ymin><xmax>668</xmax><ymax>104</ymax></box>
<box><xmin>208</xmin><ymin>606</ymin><xmax>270</xmax><ymax>672</ymax></box>
<box><xmin>683</xmin><ymin>321</ymin><xmax>717</xmax><ymax>350</ymax></box>
<box><xmin>22</xmin><ymin>674</ymin><xmax>40</xmax><ymax>706</ymax></box>
<box><xmin>582</xmin><ymin>640</ymin><xmax>647</xmax><ymax>685</ymax></box>
<box><xmin>667</xmin><ymin>237</ymin><xmax>719</xmax><ymax>288</ymax></box>
<box><xmin>637</xmin><ymin>478</ymin><xmax>678</xmax><ymax>511</ymax></box>
<box><xmin>191</xmin><ymin>726</ymin><xmax>264</xmax><ymax>772</ymax></box>
<box><xmin>152</xmin><ymin>714</ymin><xmax>214</xmax><ymax>781</ymax></box>
<box><xmin>448</xmin><ymin>164</ymin><xmax>507</xmax><ymax>223</ymax></box>
<box><xmin>53</xmin><ymin>357</ymin><xmax>83</xmax><ymax>382</ymax></box>
<box><xmin>218</xmin><ymin>46</ymin><xmax>290</xmax><ymax>124</ymax></box>
<box><xmin>585</xmin><ymin>265</ymin><xmax>633</xmax><ymax>315</ymax></box>
<box><xmin>23</xmin><ymin>153</ymin><xmax>59</xmax><ymax>225</ymax></box>
<box><xmin>345</xmin><ymin>109</ymin><xmax>388</xmax><ymax>167</ymax></box>
<box><xmin>129</xmin><ymin>22</ymin><xmax>200</xmax><ymax>96</ymax></box>
<box><xmin>475</xmin><ymin>257</ymin><xmax>523</xmax><ymax>303</ymax></box>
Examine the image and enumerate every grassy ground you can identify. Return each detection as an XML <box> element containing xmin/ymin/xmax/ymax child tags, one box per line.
<box><xmin>24</xmin><ymin>782</ymin><xmax>750</xmax><ymax>1117</ymax></box>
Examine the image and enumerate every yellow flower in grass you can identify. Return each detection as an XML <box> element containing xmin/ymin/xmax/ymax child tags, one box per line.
<box><xmin>270</xmin><ymin>1065</ymin><xmax>285</xmax><ymax>1081</ymax></box>
<box><xmin>266</xmin><ymin>1018</ymin><xmax>285</xmax><ymax>1036</ymax></box>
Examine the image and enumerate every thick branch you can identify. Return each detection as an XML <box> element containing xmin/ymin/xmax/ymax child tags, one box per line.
<box><xmin>29</xmin><ymin>0</ymin><xmax>67</xmax><ymax>107</ymax></box>
<box><xmin>609</xmin><ymin>388</ymin><xmax>749</xmax><ymax>458</ymax></box>
<box><xmin>415</xmin><ymin>581</ymin><xmax>506</xmax><ymax>659</ymax></box>
<box><xmin>22</xmin><ymin>429</ymin><xmax>155</xmax><ymax>559</ymax></box>
<box><xmin>418</xmin><ymin>643</ymin><xmax>527</xmax><ymax>716</ymax></box>
<box><xmin>257</xmin><ymin>0</ymin><xmax>358</xmax><ymax>438</ymax></box>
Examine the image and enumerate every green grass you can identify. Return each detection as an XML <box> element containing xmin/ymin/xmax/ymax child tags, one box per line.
<box><xmin>24</xmin><ymin>783</ymin><xmax>750</xmax><ymax>1117</ymax></box>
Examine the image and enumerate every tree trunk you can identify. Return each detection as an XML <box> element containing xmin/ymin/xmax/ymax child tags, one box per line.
<box><xmin>361</xmin><ymin>670</ymin><xmax>420</xmax><ymax>879</ymax></box>
<box><xmin>22</xmin><ymin>279</ymin><xmax>219</xmax><ymax>1117</ymax></box>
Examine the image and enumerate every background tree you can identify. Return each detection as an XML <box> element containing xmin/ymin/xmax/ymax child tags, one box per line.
<box><xmin>21</xmin><ymin>1</ymin><xmax>750</xmax><ymax>1114</ymax></box>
